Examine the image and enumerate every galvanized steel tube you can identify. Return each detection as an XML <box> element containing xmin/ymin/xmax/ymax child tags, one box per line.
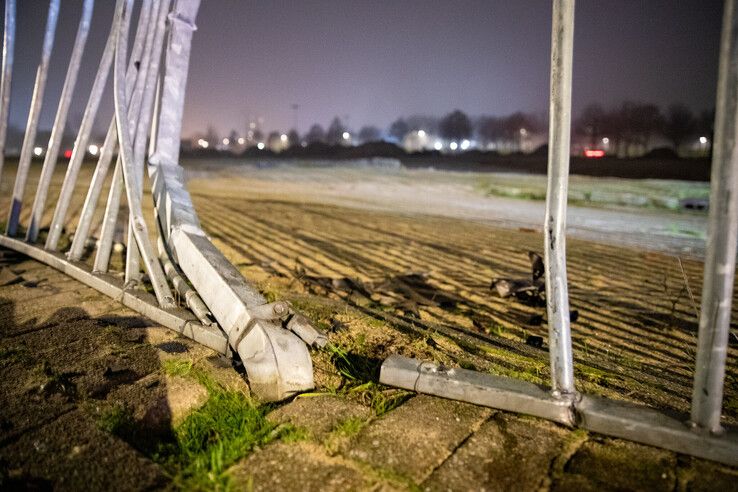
<box><xmin>691</xmin><ymin>0</ymin><xmax>738</xmax><ymax>433</ymax></box>
<box><xmin>113</xmin><ymin>0</ymin><xmax>174</xmax><ymax>307</ymax></box>
<box><xmin>68</xmin><ymin>0</ymin><xmax>152</xmax><ymax>261</ymax></box>
<box><xmin>0</xmin><ymin>0</ymin><xmax>16</xmax><ymax>186</ymax></box>
<box><xmin>6</xmin><ymin>0</ymin><xmax>59</xmax><ymax>236</ymax></box>
<box><xmin>544</xmin><ymin>0</ymin><xmax>576</xmax><ymax>397</ymax></box>
<box><xmin>27</xmin><ymin>0</ymin><xmax>94</xmax><ymax>243</ymax></box>
<box><xmin>45</xmin><ymin>0</ymin><xmax>124</xmax><ymax>251</ymax></box>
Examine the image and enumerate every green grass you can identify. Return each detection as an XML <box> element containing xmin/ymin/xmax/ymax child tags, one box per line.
<box><xmin>323</xmin><ymin>416</ymin><xmax>370</xmax><ymax>454</ymax></box>
<box><xmin>154</xmin><ymin>359</ymin><xmax>295</xmax><ymax>489</ymax></box>
<box><xmin>156</xmin><ymin>389</ymin><xmax>279</xmax><ymax>490</ymax></box>
<box><xmin>96</xmin><ymin>403</ymin><xmax>136</xmax><ymax>436</ymax></box>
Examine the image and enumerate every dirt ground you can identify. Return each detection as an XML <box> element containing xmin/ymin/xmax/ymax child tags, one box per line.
<box><xmin>0</xmin><ymin>161</ymin><xmax>737</xmax><ymax>490</ymax></box>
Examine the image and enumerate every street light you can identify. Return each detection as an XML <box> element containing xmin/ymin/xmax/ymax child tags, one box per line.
<box><xmin>257</xmin><ymin>142</ymin><xmax>265</xmax><ymax>150</ymax></box>
<box><xmin>237</xmin><ymin>137</ymin><xmax>245</xmax><ymax>145</ymax></box>
<box><xmin>461</xmin><ymin>139</ymin><xmax>471</xmax><ymax>150</ymax></box>
<box><xmin>418</xmin><ymin>130</ymin><xmax>426</xmax><ymax>138</ymax></box>
<box><xmin>449</xmin><ymin>142</ymin><xmax>458</xmax><ymax>151</ymax></box>
<box><xmin>602</xmin><ymin>137</ymin><xmax>609</xmax><ymax>144</ymax></box>
<box><xmin>88</xmin><ymin>144</ymin><xmax>99</xmax><ymax>156</ymax></box>
<box><xmin>33</xmin><ymin>146</ymin><xmax>43</xmax><ymax>156</ymax></box>
<box><xmin>280</xmin><ymin>134</ymin><xmax>288</xmax><ymax>143</ymax></box>
<box><xmin>342</xmin><ymin>131</ymin><xmax>350</xmax><ymax>140</ymax></box>
<box><xmin>434</xmin><ymin>141</ymin><xmax>443</xmax><ymax>150</ymax></box>
<box><xmin>700</xmin><ymin>136</ymin><xmax>708</xmax><ymax>145</ymax></box>
<box><xmin>222</xmin><ymin>138</ymin><xmax>230</xmax><ymax>145</ymax></box>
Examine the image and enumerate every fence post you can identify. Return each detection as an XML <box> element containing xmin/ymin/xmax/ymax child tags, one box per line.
<box><xmin>545</xmin><ymin>0</ymin><xmax>576</xmax><ymax>397</ymax></box>
<box><xmin>691</xmin><ymin>0</ymin><xmax>738</xmax><ymax>434</ymax></box>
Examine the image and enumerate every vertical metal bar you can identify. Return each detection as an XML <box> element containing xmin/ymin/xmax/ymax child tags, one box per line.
<box><xmin>691</xmin><ymin>0</ymin><xmax>738</xmax><ymax>433</ymax></box>
<box><xmin>92</xmin><ymin>160</ymin><xmax>123</xmax><ymax>272</ymax></box>
<box><xmin>95</xmin><ymin>0</ymin><xmax>158</xmax><ymax>274</ymax></box>
<box><xmin>544</xmin><ymin>0</ymin><xmax>576</xmax><ymax>397</ymax></box>
<box><xmin>153</xmin><ymin>0</ymin><xmax>200</xmax><ymax>167</ymax></box>
<box><xmin>26</xmin><ymin>0</ymin><xmax>95</xmax><ymax>243</ymax></box>
<box><xmin>114</xmin><ymin>0</ymin><xmax>174</xmax><ymax>307</ymax></box>
<box><xmin>68</xmin><ymin>0</ymin><xmax>151</xmax><ymax>260</ymax></box>
<box><xmin>45</xmin><ymin>0</ymin><xmax>124</xmax><ymax>251</ymax></box>
<box><xmin>125</xmin><ymin>0</ymin><xmax>168</xmax><ymax>284</ymax></box>
<box><xmin>0</xmin><ymin>0</ymin><xmax>16</xmax><ymax>187</ymax></box>
<box><xmin>6</xmin><ymin>0</ymin><xmax>60</xmax><ymax>237</ymax></box>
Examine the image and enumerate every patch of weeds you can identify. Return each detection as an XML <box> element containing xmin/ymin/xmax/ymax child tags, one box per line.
<box><xmin>323</xmin><ymin>344</ymin><xmax>411</xmax><ymax>416</ymax></box>
<box><xmin>163</xmin><ymin>359</ymin><xmax>194</xmax><ymax>379</ymax></box>
<box><xmin>458</xmin><ymin>359</ymin><xmax>477</xmax><ymax>371</ymax></box>
<box><xmin>155</xmin><ymin>387</ymin><xmax>281</xmax><ymax>490</ymax></box>
<box><xmin>96</xmin><ymin>403</ymin><xmax>136</xmax><ymax>436</ymax></box>
<box><xmin>278</xmin><ymin>424</ymin><xmax>311</xmax><ymax>443</ymax></box>
<box><xmin>575</xmin><ymin>363</ymin><xmax>620</xmax><ymax>389</ymax></box>
<box><xmin>323</xmin><ymin>416</ymin><xmax>370</xmax><ymax>454</ymax></box>
<box><xmin>154</xmin><ymin>359</ymin><xmax>297</xmax><ymax>489</ymax></box>
<box><xmin>0</xmin><ymin>346</ymin><xmax>28</xmax><ymax>365</ymax></box>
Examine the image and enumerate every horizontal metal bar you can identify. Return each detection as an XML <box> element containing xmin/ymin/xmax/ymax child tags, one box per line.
<box><xmin>380</xmin><ymin>355</ymin><xmax>574</xmax><ymax>426</ymax></box>
<box><xmin>380</xmin><ymin>355</ymin><xmax>738</xmax><ymax>467</ymax></box>
<box><xmin>0</xmin><ymin>235</ymin><xmax>228</xmax><ymax>354</ymax></box>
<box><xmin>578</xmin><ymin>395</ymin><xmax>738</xmax><ymax>467</ymax></box>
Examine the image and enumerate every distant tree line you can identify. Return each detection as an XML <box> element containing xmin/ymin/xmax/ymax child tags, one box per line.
<box><xmin>193</xmin><ymin>101</ymin><xmax>713</xmax><ymax>158</ymax></box>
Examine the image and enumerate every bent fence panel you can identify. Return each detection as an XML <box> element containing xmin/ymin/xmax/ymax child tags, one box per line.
<box><xmin>381</xmin><ymin>0</ymin><xmax>738</xmax><ymax>467</ymax></box>
<box><xmin>0</xmin><ymin>0</ymin><xmax>325</xmax><ymax>402</ymax></box>
<box><xmin>0</xmin><ymin>0</ymin><xmax>736</xmax><ymax>465</ymax></box>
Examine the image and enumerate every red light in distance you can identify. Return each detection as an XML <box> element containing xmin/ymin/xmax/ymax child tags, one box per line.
<box><xmin>584</xmin><ymin>149</ymin><xmax>605</xmax><ymax>158</ymax></box>
<box><xmin>63</xmin><ymin>149</ymin><xmax>73</xmax><ymax>159</ymax></box>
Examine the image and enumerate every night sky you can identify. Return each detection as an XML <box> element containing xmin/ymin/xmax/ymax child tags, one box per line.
<box><xmin>2</xmin><ymin>0</ymin><xmax>725</xmax><ymax>139</ymax></box>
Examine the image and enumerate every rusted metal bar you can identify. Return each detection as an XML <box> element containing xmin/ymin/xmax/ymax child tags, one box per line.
<box><xmin>691</xmin><ymin>0</ymin><xmax>738</xmax><ymax>434</ymax></box>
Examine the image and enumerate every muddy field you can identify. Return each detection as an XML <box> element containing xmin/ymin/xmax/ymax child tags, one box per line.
<box><xmin>0</xmin><ymin>159</ymin><xmax>736</xmax><ymax>489</ymax></box>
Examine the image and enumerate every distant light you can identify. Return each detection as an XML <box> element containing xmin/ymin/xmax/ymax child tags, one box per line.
<box><xmin>237</xmin><ymin>137</ymin><xmax>245</xmax><ymax>145</ymax></box>
<box><xmin>88</xmin><ymin>144</ymin><xmax>99</xmax><ymax>156</ymax></box>
<box><xmin>449</xmin><ymin>142</ymin><xmax>458</xmax><ymax>151</ymax></box>
<box><xmin>63</xmin><ymin>149</ymin><xmax>73</xmax><ymax>159</ymax></box>
<box><xmin>33</xmin><ymin>146</ymin><xmax>43</xmax><ymax>156</ymax></box>
<box><xmin>257</xmin><ymin>142</ymin><xmax>265</xmax><ymax>150</ymax></box>
<box><xmin>418</xmin><ymin>130</ymin><xmax>426</xmax><ymax>138</ymax></box>
<box><xmin>301</xmin><ymin>141</ymin><xmax>307</xmax><ymax>147</ymax></box>
<box><xmin>342</xmin><ymin>131</ymin><xmax>350</xmax><ymax>140</ymax></box>
<box><xmin>433</xmin><ymin>141</ymin><xmax>443</xmax><ymax>151</ymax></box>
<box><xmin>602</xmin><ymin>137</ymin><xmax>609</xmax><ymax>144</ymax></box>
<box><xmin>222</xmin><ymin>138</ymin><xmax>230</xmax><ymax>145</ymax></box>
<box><xmin>197</xmin><ymin>139</ymin><xmax>209</xmax><ymax>149</ymax></box>
<box><xmin>699</xmin><ymin>136</ymin><xmax>708</xmax><ymax>144</ymax></box>
<box><xmin>584</xmin><ymin>149</ymin><xmax>605</xmax><ymax>158</ymax></box>
<box><xmin>249</xmin><ymin>122</ymin><xmax>256</xmax><ymax>129</ymax></box>
<box><xmin>280</xmin><ymin>134</ymin><xmax>288</xmax><ymax>142</ymax></box>
<box><xmin>460</xmin><ymin>139</ymin><xmax>471</xmax><ymax>150</ymax></box>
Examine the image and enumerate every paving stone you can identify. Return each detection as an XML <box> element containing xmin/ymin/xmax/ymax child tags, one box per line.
<box><xmin>344</xmin><ymin>395</ymin><xmax>492</xmax><ymax>483</ymax></box>
<box><xmin>230</xmin><ymin>442</ymin><xmax>371</xmax><ymax>491</ymax></box>
<box><xmin>269</xmin><ymin>395</ymin><xmax>372</xmax><ymax>438</ymax></box>
<box><xmin>680</xmin><ymin>458</ymin><xmax>738</xmax><ymax>492</ymax></box>
<box><xmin>424</xmin><ymin>413</ymin><xmax>570</xmax><ymax>491</ymax></box>
<box><xmin>0</xmin><ymin>410</ymin><xmax>165</xmax><ymax>491</ymax></box>
<box><xmin>560</xmin><ymin>438</ymin><xmax>676</xmax><ymax>491</ymax></box>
